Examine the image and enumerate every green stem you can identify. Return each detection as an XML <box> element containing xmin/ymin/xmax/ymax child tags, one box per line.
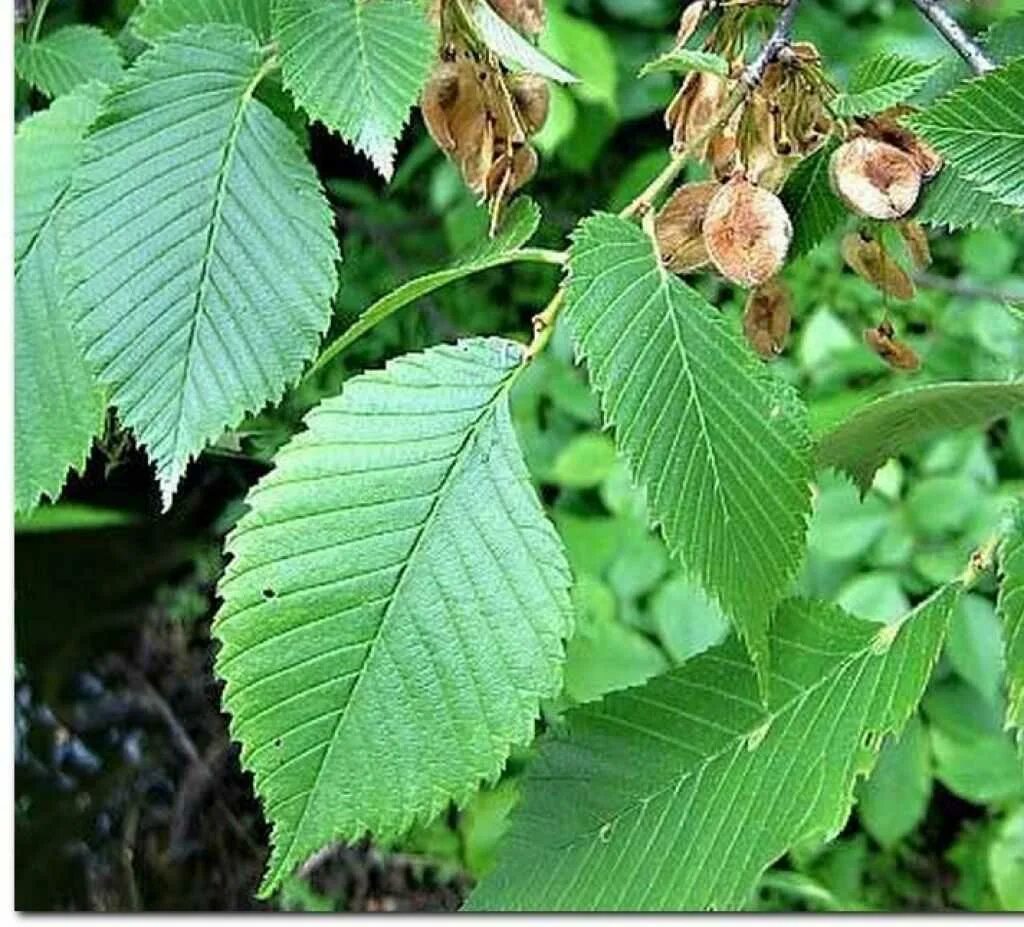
<box><xmin>524</xmin><ymin>288</ymin><xmax>565</xmax><ymax>361</ymax></box>
<box><xmin>304</xmin><ymin>247</ymin><xmax>566</xmax><ymax>379</ymax></box>
<box><xmin>28</xmin><ymin>0</ymin><xmax>52</xmax><ymax>43</ymax></box>
<box><xmin>513</xmin><ymin>247</ymin><xmax>568</xmax><ymax>266</ymax></box>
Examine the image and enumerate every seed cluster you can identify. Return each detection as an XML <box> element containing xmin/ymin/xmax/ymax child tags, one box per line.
<box><xmin>422</xmin><ymin>0</ymin><xmax>551</xmax><ymax>232</ymax></box>
<box><xmin>653</xmin><ymin>1</ymin><xmax>943</xmax><ymax>371</ymax></box>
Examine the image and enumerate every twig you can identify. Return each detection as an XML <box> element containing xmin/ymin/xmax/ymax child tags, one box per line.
<box><xmin>621</xmin><ymin>0</ymin><xmax>802</xmax><ymax>219</ymax></box>
<box><xmin>908</xmin><ymin>0</ymin><xmax>995</xmax><ymax>74</ymax></box>
<box><xmin>914</xmin><ymin>271</ymin><xmax>1024</xmax><ymax>304</ymax></box>
<box><xmin>741</xmin><ymin>0</ymin><xmax>802</xmax><ymax>88</ymax></box>
<box><xmin>523</xmin><ymin>0</ymin><xmax>803</xmax><ymax>360</ymax></box>
<box><xmin>961</xmin><ymin>533</ymin><xmax>1000</xmax><ymax>588</ymax></box>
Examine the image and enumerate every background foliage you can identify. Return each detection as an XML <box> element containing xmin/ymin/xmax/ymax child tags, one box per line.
<box><xmin>14</xmin><ymin>0</ymin><xmax>1024</xmax><ymax>911</ymax></box>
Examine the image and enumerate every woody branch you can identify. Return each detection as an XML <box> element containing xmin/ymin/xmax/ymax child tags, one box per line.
<box><xmin>908</xmin><ymin>0</ymin><xmax>995</xmax><ymax>74</ymax></box>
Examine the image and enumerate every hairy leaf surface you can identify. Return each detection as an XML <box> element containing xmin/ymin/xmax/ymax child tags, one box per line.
<box><xmin>816</xmin><ymin>381</ymin><xmax>1024</xmax><ymax>493</ymax></box>
<box><xmin>309</xmin><ymin>198</ymin><xmax>541</xmax><ymax>374</ymax></box>
<box><xmin>215</xmin><ymin>338</ymin><xmax>573</xmax><ymax>897</ymax></box>
<box><xmin>832</xmin><ymin>53</ymin><xmax>941</xmax><ymax>116</ymax></box>
<box><xmin>63</xmin><ymin>26</ymin><xmax>338</xmax><ymax>506</ymax></box>
<box><xmin>467</xmin><ymin>589</ymin><xmax>958</xmax><ymax>910</ymax></box>
<box><xmin>131</xmin><ymin>0</ymin><xmax>272</xmax><ymax>42</ymax></box>
<box><xmin>15</xmin><ymin>85</ymin><xmax>106</xmax><ymax>514</ymax></box>
<box><xmin>998</xmin><ymin>499</ymin><xmax>1024</xmax><ymax>749</ymax></box>
<box><xmin>564</xmin><ymin>214</ymin><xmax>812</xmax><ymax>685</ymax></box>
<box><xmin>15</xmin><ymin>25</ymin><xmax>123</xmax><ymax>98</ymax></box>
<box><xmin>274</xmin><ymin>0</ymin><xmax>435</xmax><ymax>178</ymax></box>
<box><xmin>910</xmin><ymin>58</ymin><xmax>1024</xmax><ymax>209</ymax></box>
<box><xmin>780</xmin><ymin>139</ymin><xmax>845</xmax><ymax>258</ymax></box>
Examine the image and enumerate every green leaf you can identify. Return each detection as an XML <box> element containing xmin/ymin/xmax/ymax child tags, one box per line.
<box><xmin>915</xmin><ymin>161</ymin><xmax>1018</xmax><ymax>231</ymax></box>
<box><xmin>946</xmin><ymin>593</ymin><xmax>1004</xmax><ymax>705</ymax></box>
<box><xmin>63</xmin><ymin>26</ymin><xmax>338</xmax><ymax>507</ymax></box>
<box><xmin>998</xmin><ymin>498</ymin><xmax>1024</xmax><ymax>748</ymax></box>
<box><xmin>130</xmin><ymin>0</ymin><xmax>273</xmax><ymax>43</ymax></box>
<box><xmin>856</xmin><ymin>715</ymin><xmax>931</xmax><ymax>848</ymax></box>
<box><xmin>15</xmin><ymin>25</ymin><xmax>123</xmax><ymax>98</ymax></box>
<box><xmin>15</xmin><ymin>502</ymin><xmax>139</xmax><ymax>534</ymax></box>
<box><xmin>638</xmin><ymin>48</ymin><xmax>728</xmax><ymax>79</ymax></box>
<box><xmin>563</xmin><ymin>578</ymin><xmax>668</xmax><ymax>704</ymax></box>
<box><xmin>932</xmin><ymin>728</ymin><xmax>1024</xmax><ymax>804</ymax></box>
<box><xmin>807</xmin><ymin>478</ymin><xmax>889</xmax><ymax>561</ymax></box>
<box><xmin>910</xmin><ymin>58</ymin><xmax>1024</xmax><ymax>210</ymax></box>
<box><xmin>563</xmin><ymin>213</ymin><xmax>812</xmax><ymax>686</ymax></box>
<box><xmin>651</xmin><ymin>574</ymin><xmax>729</xmax><ymax>664</ymax></box>
<box><xmin>990</xmin><ymin>805</ymin><xmax>1024</xmax><ymax>910</ymax></box>
<box><xmin>308</xmin><ymin>198</ymin><xmax>540</xmax><ymax>374</ymax></box>
<box><xmin>470</xmin><ymin>0</ymin><xmax>578</xmax><ymax>84</ymax></box>
<box><xmin>274</xmin><ymin>0</ymin><xmax>435</xmax><ymax>178</ymax></box>
<box><xmin>832</xmin><ymin>53</ymin><xmax>942</xmax><ymax>117</ymax></box>
<box><xmin>15</xmin><ymin>85</ymin><xmax>107</xmax><ymax>515</ymax></box>
<box><xmin>467</xmin><ymin>589</ymin><xmax>958</xmax><ymax>911</ymax></box>
<box><xmin>214</xmin><ymin>338</ymin><xmax>573</xmax><ymax>897</ymax></box>
<box><xmin>816</xmin><ymin>381</ymin><xmax>1024</xmax><ymax>494</ymax></box>
<box><xmin>551</xmin><ymin>433</ymin><xmax>617</xmax><ymax>488</ymax></box>
<box><xmin>780</xmin><ymin>139</ymin><xmax>846</xmax><ymax>259</ymax></box>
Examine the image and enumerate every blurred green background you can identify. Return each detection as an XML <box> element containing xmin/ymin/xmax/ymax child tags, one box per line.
<box><xmin>15</xmin><ymin>0</ymin><xmax>1024</xmax><ymax>911</ymax></box>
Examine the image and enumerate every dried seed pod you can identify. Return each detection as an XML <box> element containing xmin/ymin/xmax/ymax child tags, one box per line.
<box><xmin>862</xmin><ymin>112</ymin><xmax>943</xmax><ymax>180</ymax></box>
<box><xmin>788</xmin><ymin>41</ymin><xmax>822</xmax><ymax>64</ymax></box>
<box><xmin>665</xmin><ymin>71</ymin><xmax>699</xmax><ymax>149</ymax></box>
<box><xmin>509</xmin><ymin>73</ymin><xmax>550</xmax><ymax>136</ymax></box>
<box><xmin>489</xmin><ymin>0</ymin><xmax>546</xmax><ymax>35</ymax></box>
<box><xmin>421</xmin><ymin>59</ymin><xmax>462</xmax><ymax>152</ymax></box>
<box><xmin>486</xmin><ymin>143</ymin><xmax>538</xmax><ymax>199</ymax></box>
<box><xmin>702</xmin><ymin>175</ymin><xmax>792</xmax><ymax>287</ymax></box>
<box><xmin>676</xmin><ymin>0</ymin><xmax>706</xmax><ymax>46</ymax></box>
<box><xmin>840</xmin><ymin>232</ymin><xmax>915</xmax><ymax>300</ymax></box>
<box><xmin>683</xmin><ymin>73</ymin><xmax>728</xmax><ymax>160</ymax></box>
<box><xmin>898</xmin><ymin>220</ymin><xmax>931</xmax><ymax>271</ymax></box>
<box><xmin>743</xmin><ymin>280</ymin><xmax>792</xmax><ymax>359</ymax></box>
<box><xmin>864</xmin><ymin>321</ymin><xmax>920</xmax><ymax>371</ymax></box>
<box><xmin>830</xmin><ymin>137</ymin><xmax>922</xmax><ymax>220</ymax></box>
<box><xmin>655</xmin><ymin>181</ymin><xmax>718</xmax><ymax>274</ymax></box>
<box><xmin>421</xmin><ymin>44</ymin><xmax>544</xmax><ymax>226</ymax></box>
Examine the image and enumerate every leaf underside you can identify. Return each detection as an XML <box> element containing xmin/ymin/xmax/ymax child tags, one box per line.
<box><xmin>470</xmin><ymin>0</ymin><xmax>578</xmax><ymax>84</ymax></box>
<box><xmin>998</xmin><ymin>499</ymin><xmax>1024</xmax><ymax>750</ymax></box>
<box><xmin>910</xmin><ymin>57</ymin><xmax>1024</xmax><ymax>209</ymax></box>
<box><xmin>15</xmin><ymin>84</ymin><xmax>107</xmax><ymax>514</ymax></box>
<box><xmin>215</xmin><ymin>338</ymin><xmax>574</xmax><ymax>897</ymax></box>
<box><xmin>62</xmin><ymin>25</ymin><xmax>338</xmax><ymax>507</ymax></box>
<box><xmin>564</xmin><ymin>213</ymin><xmax>812</xmax><ymax>686</ymax></box>
<box><xmin>15</xmin><ymin>25</ymin><xmax>123</xmax><ymax>98</ymax></box>
<box><xmin>130</xmin><ymin>0</ymin><xmax>273</xmax><ymax>43</ymax></box>
<box><xmin>815</xmin><ymin>381</ymin><xmax>1024</xmax><ymax>494</ymax></box>
<box><xmin>467</xmin><ymin>589</ymin><xmax>958</xmax><ymax>911</ymax></box>
<box><xmin>274</xmin><ymin>0</ymin><xmax>435</xmax><ymax>178</ymax></box>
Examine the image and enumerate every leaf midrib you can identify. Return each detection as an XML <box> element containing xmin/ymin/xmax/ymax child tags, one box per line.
<box><xmin>272</xmin><ymin>358</ymin><xmax>520</xmax><ymax>879</ymax></box>
<box><xmin>163</xmin><ymin>52</ymin><xmax>271</xmax><ymax>486</ymax></box>
<box><xmin>543</xmin><ymin>621</ymin><xmax>896</xmax><ymax>853</ymax></box>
